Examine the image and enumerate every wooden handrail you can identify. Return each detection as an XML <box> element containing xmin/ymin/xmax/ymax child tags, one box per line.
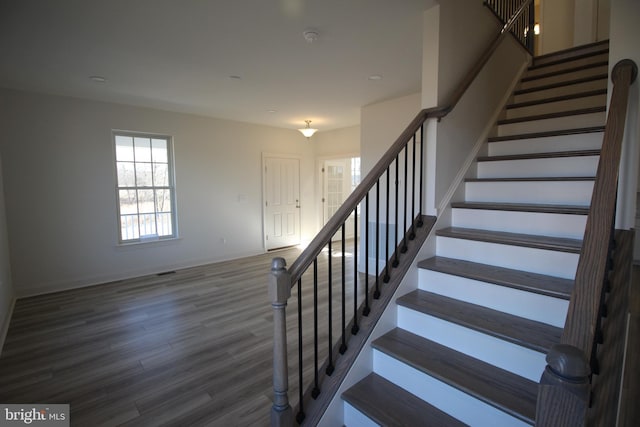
<box><xmin>561</xmin><ymin>59</ymin><xmax>638</xmax><ymax>353</ymax></box>
<box><xmin>288</xmin><ymin>0</ymin><xmax>534</xmax><ymax>284</ymax></box>
<box><xmin>536</xmin><ymin>59</ymin><xmax>638</xmax><ymax>427</ymax></box>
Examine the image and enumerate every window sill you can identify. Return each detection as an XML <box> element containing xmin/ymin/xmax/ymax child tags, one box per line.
<box><xmin>116</xmin><ymin>236</ymin><xmax>182</xmax><ymax>250</ymax></box>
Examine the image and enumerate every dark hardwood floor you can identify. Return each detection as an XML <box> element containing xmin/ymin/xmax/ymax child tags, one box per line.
<box><xmin>0</xmin><ymin>243</ymin><xmax>365</xmax><ymax>426</ymax></box>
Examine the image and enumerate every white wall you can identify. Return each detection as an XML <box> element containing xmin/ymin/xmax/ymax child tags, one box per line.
<box><xmin>360</xmin><ymin>93</ymin><xmax>422</xmax><ymax>177</ymax></box>
<box><xmin>609</xmin><ymin>0</ymin><xmax>640</xmax><ymax>235</ymax></box>
<box><xmin>420</xmin><ymin>0</ymin><xmax>529</xmax><ymax>210</ymax></box>
<box><xmin>313</xmin><ymin>125</ymin><xmax>360</xmax><ymax>158</ymax></box>
<box><xmin>432</xmin><ymin>36</ymin><xmax>528</xmax><ymax>210</ymax></box>
<box><xmin>574</xmin><ymin>0</ymin><xmax>611</xmax><ymax>46</ymax></box>
<box><xmin>0</xmin><ymin>89</ymin><xmax>317</xmax><ymax>296</ymax></box>
<box><xmin>0</xmin><ymin>152</ymin><xmax>15</xmax><ymax>348</ymax></box>
<box><xmin>597</xmin><ymin>0</ymin><xmax>611</xmax><ymax>41</ymax></box>
<box><xmin>540</xmin><ymin>0</ymin><xmax>576</xmax><ymax>54</ymax></box>
<box><xmin>425</xmin><ymin>0</ymin><xmax>500</xmax><ymax>107</ymax></box>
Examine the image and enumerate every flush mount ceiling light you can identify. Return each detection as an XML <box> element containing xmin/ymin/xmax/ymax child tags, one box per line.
<box><xmin>298</xmin><ymin>120</ymin><xmax>318</xmax><ymax>138</ymax></box>
<box><xmin>303</xmin><ymin>30</ymin><xmax>319</xmax><ymax>43</ymax></box>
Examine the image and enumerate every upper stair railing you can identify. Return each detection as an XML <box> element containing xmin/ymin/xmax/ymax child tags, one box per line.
<box><xmin>268</xmin><ymin>1</ymin><xmax>534</xmax><ymax>425</ymax></box>
<box><xmin>535</xmin><ymin>60</ymin><xmax>638</xmax><ymax>426</ymax></box>
<box><xmin>484</xmin><ymin>0</ymin><xmax>536</xmax><ymax>54</ymax></box>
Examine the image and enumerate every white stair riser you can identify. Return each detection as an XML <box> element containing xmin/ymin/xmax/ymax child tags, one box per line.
<box><xmin>436</xmin><ymin>236</ymin><xmax>579</xmax><ymax>279</ymax></box>
<box><xmin>373</xmin><ymin>350</ymin><xmax>530</xmax><ymax>427</ymax></box>
<box><xmin>344</xmin><ymin>403</ymin><xmax>379</xmax><ymax>427</ymax></box>
<box><xmin>528</xmin><ymin>52</ymin><xmax>609</xmax><ymax>74</ymax></box>
<box><xmin>396</xmin><ymin>308</ymin><xmax>547</xmax><ymax>381</ymax></box>
<box><xmin>506</xmin><ymin>94</ymin><xmax>607</xmax><ymax>119</ymax></box>
<box><xmin>488</xmin><ymin>132</ymin><xmax>603</xmax><ymax>156</ymax></box>
<box><xmin>518</xmin><ymin>65</ymin><xmax>609</xmax><ymax>91</ymax></box>
<box><xmin>498</xmin><ymin>112</ymin><xmax>606</xmax><ymax>136</ymax></box>
<box><xmin>465</xmin><ymin>180</ymin><xmax>593</xmax><ymax>205</ymax></box>
<box><xmin>418</xmin><ymin>269</ymin><xmax>570</xmax><ymax>327</ymax></box>
<box><xmin>477</xmin><ymin>155</ymin><xmax>599</xmax><ymax>179</ymax></box>
<box><xmin>513</xmin><ymin>79</ymin><xmax>607</xmax><ymax>103</ymax></box>
<box><xmin>452</xmin><ymin>208</ymin><xmax>587</xmax><ymax>239</ymax></box>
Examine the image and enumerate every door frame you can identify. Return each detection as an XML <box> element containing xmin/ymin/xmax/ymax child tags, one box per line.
<box><xmin>262</xmin><ymin>153</ymin><xmax>302</xmax><ymax>251</ymax></box>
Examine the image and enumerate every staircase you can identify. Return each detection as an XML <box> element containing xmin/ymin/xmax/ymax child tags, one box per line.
<box><xmin>341</xmin><ymin>41</ymin><xmax>610</xmax><ymax>426</ymax></box>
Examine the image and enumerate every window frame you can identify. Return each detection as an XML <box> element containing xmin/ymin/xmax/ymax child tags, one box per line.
<box><xmin>112</xmin><ymin>130</ymin><xmax>178</xmax><ymax>244</ymax></box>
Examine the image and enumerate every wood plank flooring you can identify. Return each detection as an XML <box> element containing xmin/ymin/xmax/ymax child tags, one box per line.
<box><xmin>0</xmin><ymin>243</ymin><xmax>366</xmax><ymax>426</ymax></box>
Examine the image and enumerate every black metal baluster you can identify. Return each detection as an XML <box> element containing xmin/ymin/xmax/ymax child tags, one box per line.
<box><xmin>393</xmin><ymin>155</ymin><xmax>400</xmax><ymax>267</ymax></box>
<box><xmin>402</xmin><ymin>144</ymin><xmax>409</xmax><ymax>253</ymax></box>
<box><xmin>340</xmin><ymin>224</ymin><xmax>347</xmax><ymax>354</ymax></box>
<box><xmin>528</xmin><ymin>1</ymin><xmax>535</xmax><ymax>53</ymax></box>
<box><xmin>326</xmin><ymin>240</ymin><xmax>334</xmax><ymax>376</ymax></box>
<box><xmin>364</xmin><ymin>193</ymin><xmax>371</xmax><ymax>316</ymax></box>
<box><xmin>296</xmin><ymin>278</ymin><xmax>305</xmax><ymax>423</ymax></box>
<box><xmin>384</xmin><ymin>167</ymin><xmax>391</xmax><ymax>283</ymax></box>
<box><xmin>410</xmin><ymin>134</ymin><xmax>417</xmax><ymax>240</ymax></box>
<box><xmin>312</xmin><ymin>258</ymin><xmax>320</xmax><ymax>398</ymax></box>
<box><xmin>352</xmin><ymin>207</ymin><xmax>359</xmax><ymax>335</ymax></box>
<box><xmin>417</xmin><ymin>124</ymin><xmax>424</xmax><ymax>228</ymax></box>
<box><xmin>374</xmin><ymin>180</ymin><xmax>381</xmax><ymax>299</ymax></box>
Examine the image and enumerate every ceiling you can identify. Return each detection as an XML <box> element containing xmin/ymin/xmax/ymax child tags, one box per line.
<box><xmin>0</xmin><ymin>0</ymin><xmax>430</xmax><ymax>131</ymax></box>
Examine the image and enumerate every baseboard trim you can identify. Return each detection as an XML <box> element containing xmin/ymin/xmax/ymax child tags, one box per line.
<box><xmin>0</xmin><ymin>296</ymin><xmax>16</xmax><ymax>355</ymax></box>
<box><xmin>15</xmin><ymin>249</ymin><xmax>266</xmax><ymax>298</ymax></box>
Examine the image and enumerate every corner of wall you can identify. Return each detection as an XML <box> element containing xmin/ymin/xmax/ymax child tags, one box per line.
<box><xmin>0</xmin><ymin>295</ymin><xmax>16</xmax><ymax>355</ymax></box>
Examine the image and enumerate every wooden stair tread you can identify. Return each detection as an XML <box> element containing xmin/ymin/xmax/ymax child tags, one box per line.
<box><xmin>436</xmin><ymin>226</ymin><xmax>582</xmax><ymax>253</ymax></box>
<box><xmin>451</xmin><ymin>201</ymin><xmax>588</xmax><ymax>215</ymax></box>
<box><xmin>522</xmin><ymin>61</ymin><xmax>608</xmax><ymax>83</ymax></box>
<box><xmin>488</xmin><ymin>126</ymin><xmax>604</xmax><ymax>142</ymax></box>
<box><xmin>372</xmin><ymin>328</ymin><xmax>538</xmax><ymax>424</ymax></box>
<box><xmin>506</xmin><ymin>89</ymin><xmax>607</xmax><ymax>110</ymax></box>
<box><xmin>531</xmin><ymin>39</ymin><xmax>608</xmax><ymax>62</ymax></box>
<box><xmin>342</xmin><ymin>373</ymin><xmax>467</xmax><ymax>427</ymax></box>
<box><xmin>418</xmin><ymin>256</ymin><xmax>574</xmax><ymax>300</ymax></box>
<box><xmin>466</xmin><ymin>176</ymin><xmax>594</xmax><ymax>182</ymax></box>
<box><xmin>514</xmin><ymin>74</ymin><xmax>608</xmax><ymax>95</ymax></box>
<box><xmin>529</xmin><ymin>45</ymin><xmax>609</xmax><ymax>70</ymax></box>
<box><xmin>497</xmin><ymin>106</ymin><xmax>606</xmax><ymax>125</ymax></box>
<box><xmin>477</xmin><ymin>149</ymin><xmax>600</xmax><ymax>162</ymax></box>
<box><xmin>396</xmin><ymin>290</ymin><xmax>562</xmax><ymax>354</ymax></box>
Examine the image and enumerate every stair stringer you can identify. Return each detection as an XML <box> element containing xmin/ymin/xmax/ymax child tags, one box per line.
<box><xmin>317</xmin><ymin>61</ymin><xmax>527</xmax><ymax>427</ymax></box>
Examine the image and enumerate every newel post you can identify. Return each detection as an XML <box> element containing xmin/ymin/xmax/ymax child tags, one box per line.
<box><xmin>269</xmin><ymin>257</ymin><xmax>293</xmax><ymax>427</ymax></box>
<box><xmin>536</xmin><ymin>344</ymin><xmax>591</xmax><ymax>426</ymax></box>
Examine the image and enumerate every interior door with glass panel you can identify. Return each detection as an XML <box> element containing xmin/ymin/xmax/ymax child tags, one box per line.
<box><xmin>323</xmin><ymin>158</ymin><xmax>360</xmax><ymax>239</ymax></box>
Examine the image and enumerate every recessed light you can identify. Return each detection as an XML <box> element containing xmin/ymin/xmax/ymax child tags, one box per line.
<box><xmin>229</xmin><ymin>75</ymin><xmax>242</xmax><ymax>80</ymax></box>
<box><xmin>89</xmin><ymin>75</ymin><xmax>106</xmax><ymax>83</ymax></box>
<box><xmin>267</xmin><ymin>109</ymin><xmax>277</xmax><ymax>114</ymax></box>
<box><xmin>368</xmin><ymin>74</ymin><xmax>383</xmax><ymax>81</ymax></box>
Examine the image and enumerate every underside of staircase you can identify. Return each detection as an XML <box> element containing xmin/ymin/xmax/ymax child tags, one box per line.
<box><xmin>341</xmin><ymin>40</ymin><xmax>610</xmax><ymax>426</ymax></box>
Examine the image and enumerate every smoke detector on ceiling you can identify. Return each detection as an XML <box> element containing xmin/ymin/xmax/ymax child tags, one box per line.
<box><xmin>303</xmin><ymin>30</ymin><xmax>319</xmax><ymax>43</ymax></box>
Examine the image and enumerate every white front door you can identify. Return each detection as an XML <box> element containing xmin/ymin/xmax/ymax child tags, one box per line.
<box><xmin>263</xmin><ymin>156</ymin><xmax>301</xmax><ymax>250</ymax></box>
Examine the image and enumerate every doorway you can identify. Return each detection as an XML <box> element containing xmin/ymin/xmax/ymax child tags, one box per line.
<box><xmin>322</xmin><ymin>157</ymin><xmax>361</xmax><ymax>238</ymax></box>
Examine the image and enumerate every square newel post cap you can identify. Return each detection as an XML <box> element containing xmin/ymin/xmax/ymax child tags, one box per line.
<box><xmin>268</xmin><ymin>257</ymin><xmax>291</xmax><ymax>303</ymax></box>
